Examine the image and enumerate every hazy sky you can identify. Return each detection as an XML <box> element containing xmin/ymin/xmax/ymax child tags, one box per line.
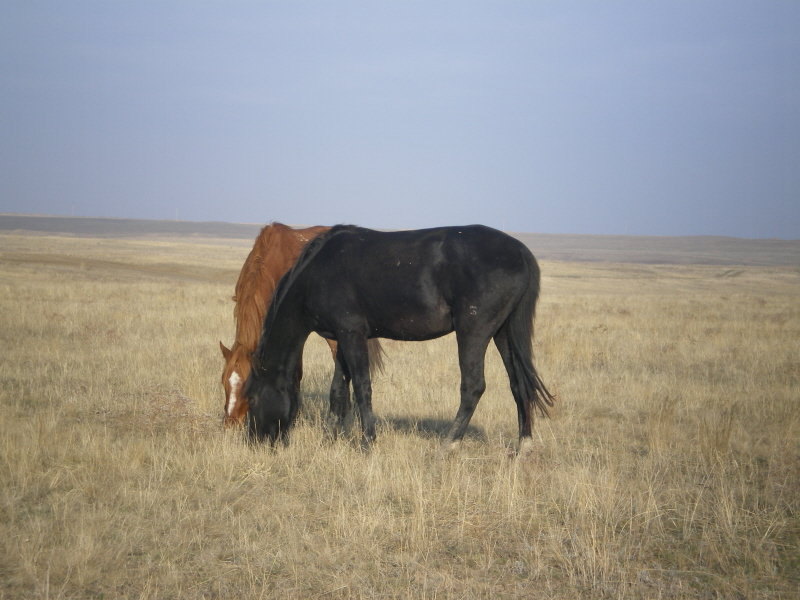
<box><xmin>2</xmin><ymin>2</ymin><xmax>798</xmax><ymax>238</ymax></box>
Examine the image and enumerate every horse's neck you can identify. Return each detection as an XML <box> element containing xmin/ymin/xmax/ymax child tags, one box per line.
<box><xmin>256</xmin><ymin>301</ymin><xmax>310</xmax><ymax>380</ymax></box>
<box><xmin>234</xmin><ymin>267</ymin><xmax>276</xmax><ymax>351</ymax></box>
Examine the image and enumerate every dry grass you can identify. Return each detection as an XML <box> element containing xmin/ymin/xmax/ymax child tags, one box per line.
<box><xmin>1</xmin><ymin>232</ymin><xmax>798</xmax><ymax>599</ymax></box>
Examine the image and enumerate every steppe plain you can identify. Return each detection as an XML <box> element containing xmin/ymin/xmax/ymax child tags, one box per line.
<box><xmin>1</xmin><ymin>215</ymin><xmax>798</xmax><ymax>599</ymax></box>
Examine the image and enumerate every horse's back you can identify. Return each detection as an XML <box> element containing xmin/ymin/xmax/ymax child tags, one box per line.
<box><xmin>301</xmin><ymin>225</ymin><xmax>535</xmax><ymax>341</ymax></box>
<box><xmin>320</xmin><ymin>224</ymin><xmax>533</xmax><ymax>287</ymax></box>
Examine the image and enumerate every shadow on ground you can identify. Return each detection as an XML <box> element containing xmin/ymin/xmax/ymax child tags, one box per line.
<box><xmin>381</xmin><ymin>415</ymin><xmax>486</xmax><ymax>441</ymax></box>
<box><xmin>298</xmin><ymin>391</ymin><xmax>486</xmax><ymax>442</ymax></box>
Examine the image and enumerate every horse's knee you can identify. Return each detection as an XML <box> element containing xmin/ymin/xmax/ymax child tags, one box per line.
<box><xmin>459</xmin><ymin>376</ymin><xmax>486</xmax><ymax>406</ymax></box>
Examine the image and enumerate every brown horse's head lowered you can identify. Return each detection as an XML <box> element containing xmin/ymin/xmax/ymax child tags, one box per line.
<box><xmin>219</xmin><ymin>340</ymin><xmax>253</xmax><ymax>425</ymax></box>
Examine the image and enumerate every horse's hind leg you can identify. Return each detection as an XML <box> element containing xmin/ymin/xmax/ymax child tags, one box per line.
<box><xmin>446</xmin><ymin>332</ymin><xmax>490</xmax><ymax>447</ymax></box>
<box><xmin>493</xmin><ymin>326</ymin><xmax>532</xmax><ymax>441</ymax></box>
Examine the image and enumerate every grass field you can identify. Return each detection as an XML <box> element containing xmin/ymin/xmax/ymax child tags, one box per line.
<box><xmin>1</xmin><ymin>230</ymin><xmax>798</xmax><ymax>599</ymax></box>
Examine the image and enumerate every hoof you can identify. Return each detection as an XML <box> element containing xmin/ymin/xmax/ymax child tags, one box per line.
<box><xmin>437</xmin><ymin>439</ymin><xmax>462</xmax><ymax>459</ymax></box>
<box><xmin>517</xmin><ymin>437</ymin><xmax>537</xmax><ymax>457</ymax></box>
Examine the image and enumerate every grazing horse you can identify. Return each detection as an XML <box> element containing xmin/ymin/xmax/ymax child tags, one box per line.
<box><xmin>244</xmin><ymin>224</ymin><xmax>555</xmax><ymax>451</ymax></box>
<box><xmin>219</xmin><ymin>222</ymin><xmax>383</xmax><ymax>426</ymax></box>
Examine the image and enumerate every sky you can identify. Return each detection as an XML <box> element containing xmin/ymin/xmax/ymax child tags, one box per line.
<box><xmin>1</xmin><ymin>2</ymin><xmax>798</xmax><ymax>239</ymax></box>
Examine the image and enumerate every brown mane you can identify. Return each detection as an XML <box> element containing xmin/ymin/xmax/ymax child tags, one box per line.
<box><xmin>232</xmin><ymin>223</ymin><xmax>329</xmax><ymax>353</ymax></box>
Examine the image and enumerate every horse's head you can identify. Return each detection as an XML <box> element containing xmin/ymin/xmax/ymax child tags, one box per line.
<box><xmin>243</xmin><ymin>364</ymin><xmax>297</xmax><ymax>445</ymax></box>
<box><xmin>219</xmin><ymin>341</ymin><xmax>252</xmax><ymax>427</ymax></box>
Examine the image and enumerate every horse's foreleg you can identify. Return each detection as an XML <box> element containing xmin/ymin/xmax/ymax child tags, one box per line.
<box><xmin>337</xmin><ymin>333</ymin><xmax>375</xmax><ymax>447</ymax></box>
<box><xmin>328</xmin><ymin>354</ymin><xmax>351</xmax><ymax>438</ymax></box>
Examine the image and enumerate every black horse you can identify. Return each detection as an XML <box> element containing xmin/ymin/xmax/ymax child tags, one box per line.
<box><xmin>244</xmin><ymin>224</ymin><xmax>555</xmax><ymax>451</ymax></box>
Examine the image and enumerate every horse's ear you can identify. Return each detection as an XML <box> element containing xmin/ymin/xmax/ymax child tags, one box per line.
<box><xmin>219</xmin><ymin>341</ymin><xmax>232</xmax><ymax>360</ymax></box>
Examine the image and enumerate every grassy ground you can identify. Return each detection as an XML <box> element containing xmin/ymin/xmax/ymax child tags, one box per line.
<box><xmin>1</xmin><ymin>232</ymin><xmax>798</xmax><ymax>599</ymax></box>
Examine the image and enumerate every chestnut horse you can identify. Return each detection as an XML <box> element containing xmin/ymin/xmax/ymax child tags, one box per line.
<box><xmin>220</xmin><ymin>223</ymin><xmax>382</xmax><ymax>426</ymax></box>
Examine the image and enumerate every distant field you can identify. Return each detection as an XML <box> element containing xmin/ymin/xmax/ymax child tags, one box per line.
<box><xmin>3</xmin><ymin>213</ymin><xmax>798</xmax><ymax>265</ymax></box>
<box><xmin>1</xmin><ymin>225</ymin><xmax>798</xmax><ymax>599</ymax></box>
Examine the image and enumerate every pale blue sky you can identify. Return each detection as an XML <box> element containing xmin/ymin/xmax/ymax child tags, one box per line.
<box><xmin>2</xmin><ymin>1</ymin><xmax>798</xmax><ymax>238</ymax></box>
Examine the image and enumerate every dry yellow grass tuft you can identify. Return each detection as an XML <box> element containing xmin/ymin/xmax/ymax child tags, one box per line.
<box><xmin>1</xmin><ymin>232</ymin><xmax>798</xmax><ymax>599</ymax></box>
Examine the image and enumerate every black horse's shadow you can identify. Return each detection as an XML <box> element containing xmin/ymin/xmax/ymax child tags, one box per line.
<box><xmin>381</xmin><ymin>415</ymin><xmax>486</xmax><ymax>441</ymax></box>
<box><xmin>299</xmin><ymin>391</ymin><xmax>486</xmax><ymax>442</ymax></box>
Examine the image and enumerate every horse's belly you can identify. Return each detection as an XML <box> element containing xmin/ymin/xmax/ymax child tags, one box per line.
<box><xmin>370</xmin><ymin>308</ymin><xmax>453</xmax><ymax>341</ymax></box>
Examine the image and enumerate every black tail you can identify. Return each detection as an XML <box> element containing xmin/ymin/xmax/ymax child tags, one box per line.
<box><xmin>367</xmin><ymin>339</ymin><xmax>386</xmax><ymax>377</ymax></box>
<box><xmin>507</xmin><ymin>252</ymin><xmax>555</xmax><ymax>417</ymax></box>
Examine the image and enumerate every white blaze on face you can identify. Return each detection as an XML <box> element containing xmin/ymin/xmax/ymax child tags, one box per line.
<box><xmin>226</xmin><ymin>371</ymin><xmax>242</xmax><ymax>416</ymax></box>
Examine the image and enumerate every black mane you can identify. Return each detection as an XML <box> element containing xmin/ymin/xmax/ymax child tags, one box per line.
<box><xmin>252</xmin><ymin>225</ymin><xmax>356</xmax><ymax>369</ymax></box>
